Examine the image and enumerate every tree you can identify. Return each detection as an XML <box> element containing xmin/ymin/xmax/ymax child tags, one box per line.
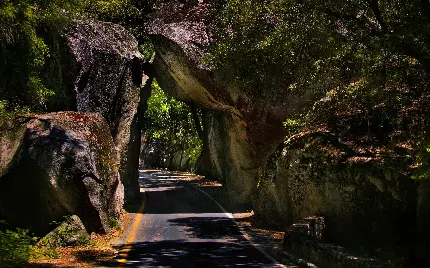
<box><xmin>208</xmin><ymin>0</ymin><xmax>430</xmax><ymax>104</ymax></box>
<box><xmin>207</xmin><ymin>0</ymin><xmax>430</xmax><ymax>177</ymax></box>
<box><xmin>142</xmin><ymin>80</ymin><xmax>202</xmax><ymax>169</ymax></box>
<box><xmin>0</xmin><ymin>0</ymin><xmax>151</xmax><ymax>114</ymax></box>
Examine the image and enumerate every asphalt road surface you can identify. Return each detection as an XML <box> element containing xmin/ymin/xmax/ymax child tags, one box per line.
<box><xmin>107</xmin><ymin>170</ymin><xmax>284</xmax><ymax>267</ymax></box>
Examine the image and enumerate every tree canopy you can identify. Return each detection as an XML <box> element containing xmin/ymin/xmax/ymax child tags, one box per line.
<box><xmin>207</xmin><ymin>0</ymin><xmax>430</xmax><ymax>178</ymax></box>
<box><xmin>0</xmin><ymin>0</ymin><xmax>151</xmax><ymax>113</ymax></box>
<box><xmin>2</xmin><ymin>0</ymin><xmax>430</xmax><ymax>177</ymax></box>
<box><xmin>142</xmin><ymin>80</ymin><xmax>202</xmax><ymax>169</ymax></box>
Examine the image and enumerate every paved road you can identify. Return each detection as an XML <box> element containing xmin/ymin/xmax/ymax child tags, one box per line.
<box><xmin>107</xmin><ymin>170</ymin><xmax>284</xmax><ymax>267</ymax></box>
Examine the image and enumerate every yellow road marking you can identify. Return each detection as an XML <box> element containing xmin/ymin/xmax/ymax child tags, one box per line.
<box><xmin>116</xmin><ymin>193</ymin><xmax>146</xmax><ymax>267</ymax></box>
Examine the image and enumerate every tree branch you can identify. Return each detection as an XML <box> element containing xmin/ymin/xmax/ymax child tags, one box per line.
<box><xmin>367</xmin><ymin>0</ymin><xmax>387</xmax><ymax>33</ymax></box>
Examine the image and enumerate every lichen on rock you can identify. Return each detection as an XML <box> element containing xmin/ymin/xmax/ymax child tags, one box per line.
<box><xmin>0</xmin><ymin>112</ymin><xmax>123</xmax><ymax>235</ymax></box>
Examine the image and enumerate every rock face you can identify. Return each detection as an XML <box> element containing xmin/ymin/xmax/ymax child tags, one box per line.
<box><xmin>146</xmin><ymin>2</ymin><xmax>291</xmax><ymax>206</ymax></box>
<box><xmin>283</xmin><ymin>217</ymin><xmax>393</xmax><ymax>268</ymax></box>
<box><xmin>0</xmin><ymin>112</ymin><xmax>123</xmax><ymax>235</ymax></box>
<box><xmin>66</xmin><ymin>19</ymin><xmax>146</xmax><ymax>205</ymax></box>
<box><xmin>253</xmin><ymin>133</ymin><xmax>418</xmax><ymax>259</ymax></box>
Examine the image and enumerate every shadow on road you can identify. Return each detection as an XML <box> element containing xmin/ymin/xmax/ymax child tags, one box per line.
<box><xmin>104</xmin><ymin>170</ymin><xmax>277</xmax><ymax>267</ymax></box>
<box><xmin>100</xmin><ymin>240</ymin><xmax>275</xmax><ymax>267</ymax></box>
<box><xmin>168</xmin><ymin>217</ymin><xmax>241</xmax><ymax>240</ymax></box>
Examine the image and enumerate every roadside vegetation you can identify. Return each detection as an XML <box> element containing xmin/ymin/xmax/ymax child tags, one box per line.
<box><xmin>0</xmin><ymin>216</ymin><xmax>126</xmax><ymax>267</ymax></box>
<box><xmin>0</xmin><ymin>0</ymin><xmax>152</xmax><ymax>116</ymax></box>
<box><xmin>141</xmin><ymin>80</ymin><xmax>203</xmax><ymax>170</ymax></box>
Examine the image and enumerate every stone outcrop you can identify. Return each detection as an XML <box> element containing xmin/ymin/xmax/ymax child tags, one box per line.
<box><xmin>0</xmin><ymin>112</ymin><xmax>123</xmax><ymax>235</ymax></box>
<box><xmin>42</xmin><ymin>215</ymin><xmax>89</xmax><ymax>247</ymax></box>
<box><xmin>66</xmin><ymin>19</ymin><xmax>147</xmax><ymax>205</ymax></box>
<box><xmin>253</xmin><ymin>133</ymin><xmax>419</xmax><ymax>263</ymax></box>
<box><xmin>146</xmin><ymin>2</ymin><xmax>292</xmax><ymax>206</ymax></box>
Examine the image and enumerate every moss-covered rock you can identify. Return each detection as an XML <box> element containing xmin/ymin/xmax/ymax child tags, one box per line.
<box><xmin>0</xmin><ymin>112</ymin><xmax>123</xmax><ymax>235</ymax></box>
<box><xmin>253</xmin><ymin>133</ymin><xmax>422</xmax><ymax>263</ymax></box>
<box><xmin>42</xmin><ymin>215</ymin><xmax>89</xmax><ymax>247</ymax></box>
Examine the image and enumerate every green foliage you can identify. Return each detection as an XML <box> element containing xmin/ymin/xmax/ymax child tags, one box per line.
<box><xmin>0</xmin><ymin>101</ymin><xmax>11</xmax><ymax>126</ymax></box>
<box><xmin>283</xmin><ymin>118</ymin><xmax>303</xmax><ymax>134</ymax></box>
<box><xmin>0</xmin><ymin>0</ymin><xmax>151</xmax><ymax>113</ymax></box>
<box><xmin>0</xmin><ymin>0</ymin><xmax>79</xmax><ymax>111</ymax></box>
<box><xmin>209</xmin><ymin>0</ymin><xmax>430</xmax><ymax>171</ymax></box>
<box><xmin>207</xmin><ymin>0</ymin><xmax>342</xmax><ymax>96</ymax></box>
<box><xmin>82</xmin><ymin>0</ymin><xmax>141</xmax><ymax>26</ymax></box>
<box><xmin>208</xmin><ymin>0</ymin><xmax>430</xmax><ymax>100</ymax></box>
<box><xmin>0</xmin><ymin>100</ymin><xmax>31</xmax><ymax>126</ymax></box>
<box><xmin>412</xmin><ymin>140</ymin><xmax>430</xmax><ymax>181</ymax></box>
<box><xmin>0</xmin><ymin>220</ymin><xmax>62</xmax><ymax>265</ymax></box>
<box><xmin>50</xmin><ymin>216</ymin><xmax>90</xmax><ymax>247</ymax></box>
<box><xmin>0</xmin><ymin>221</ymin><xmax>36</xmax><ymax>267</ymax></box>
<box><xmin>108</xmin><ymin>217</ymin><xmax>121</xmax><ymax>230</ymax></box>
<box><xmin>30</xmin><ymin>243</ymin><xmax>60</xmax><ymax>262</ymax></box>
<box><xmin>143</xmin><ymin>80</ymin><xmax>203</xmax><ymax>168</ymax></box>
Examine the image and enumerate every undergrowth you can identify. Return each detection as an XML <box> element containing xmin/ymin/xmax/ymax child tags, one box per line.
<box><xmin>0</xmin><ymin>220</ymin><xmax>58</xmax><ymax>267</ymax></box>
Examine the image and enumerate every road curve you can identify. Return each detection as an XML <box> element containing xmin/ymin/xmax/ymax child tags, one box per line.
<box><xmin>108</xmin><ymin>170</ymin><xmax>284</xmax><ymax>267</ymax></box>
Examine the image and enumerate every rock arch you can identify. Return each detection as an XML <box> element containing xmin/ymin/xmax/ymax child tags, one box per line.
<box><xmin>145</xmin><ymin>2</ymin><xmax>294</xmax><ymax>206</ymax></box>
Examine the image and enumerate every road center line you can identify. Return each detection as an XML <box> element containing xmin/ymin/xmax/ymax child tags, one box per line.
<box><xmin>116</xmin><ymin>191</ymin><xmax>146</xmax><ymax>268</ymax></box>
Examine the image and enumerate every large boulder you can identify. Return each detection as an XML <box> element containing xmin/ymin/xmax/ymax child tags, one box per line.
<box><xmin>65</xmin><ymin>19</ymin><xmax>147</xmax><ymax>205</ymax></box>
<box><xmin>146</xmin><ymin>2</ymin><xmax>291</xmax><ymax>206</ymax></box>
<box><xmin>0</xmin><ymin>112</ymin><xmax>123</xmax><ymax>235</ymax></box>
<box><xmin>253</xmin><ymin>133</ymin><xmax>419</xmax><ymax>262</ymax></box>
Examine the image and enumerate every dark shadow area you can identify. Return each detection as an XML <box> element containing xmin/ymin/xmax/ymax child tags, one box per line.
<box><xmin>167</xmin><ymin>217</ymin><xmax>242</xmax><ymax>240</ymax></box>
<box><xmin>100</xmin><ymin>240</ymin><xmax>275</xmax><ymax>267</ymax></box>
<box><xmin>142</xmin><ymin>187</ymin><xmax>223</xmax><ymax>214</ymax></box>
<box><xmin>125</xmin><ymin>191</ymin><xmax>147</xmax><ymax>213</ymax></box>
<box><xmin>193</xmin><ymin>185</ymin><xmax>249</xmax><ymax>213</ymax></box>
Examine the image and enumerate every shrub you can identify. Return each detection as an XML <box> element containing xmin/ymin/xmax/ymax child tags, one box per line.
<box><xmin>0</xmin><ymin>221</ymin><xmax>35</xmax><ymax>267</ymax></box>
